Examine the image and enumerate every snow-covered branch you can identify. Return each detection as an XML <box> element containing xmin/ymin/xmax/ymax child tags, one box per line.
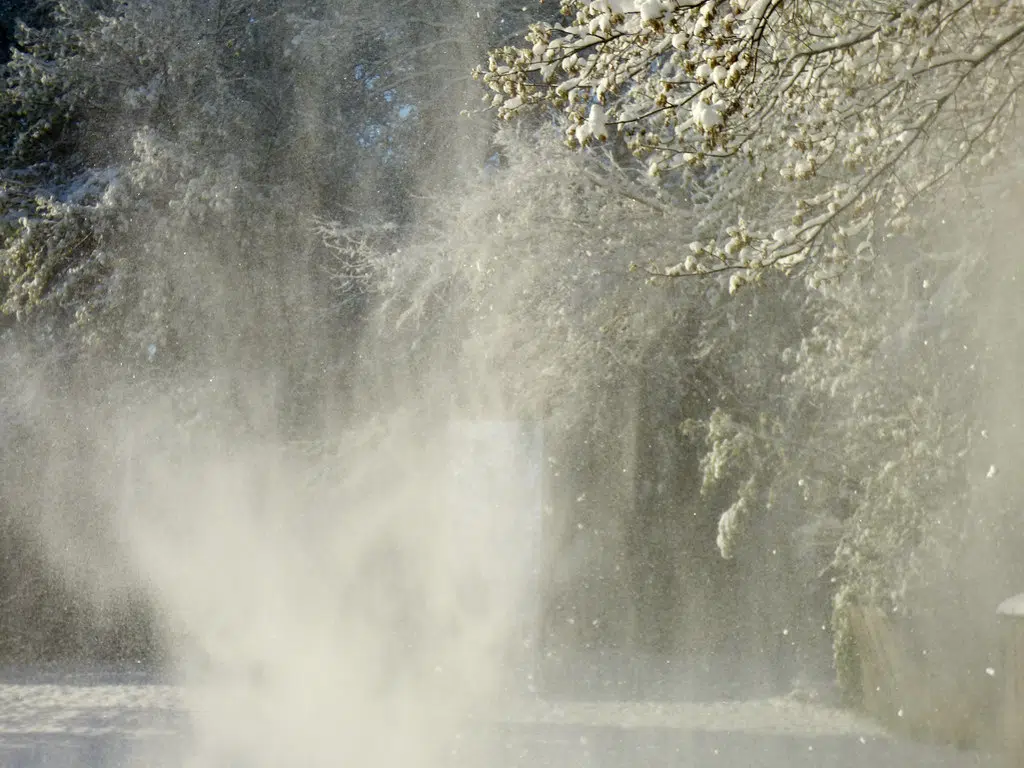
<box><xmin>479</xmin><ymin>0</ymin><xmax>1024</xmax><ymax>283</ymax></box>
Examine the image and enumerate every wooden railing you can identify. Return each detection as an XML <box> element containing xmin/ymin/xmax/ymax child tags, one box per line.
<box><xmin>845</xmin><ymin>604</ymin><xmax>999</xmax><ymax>751</ymax></box>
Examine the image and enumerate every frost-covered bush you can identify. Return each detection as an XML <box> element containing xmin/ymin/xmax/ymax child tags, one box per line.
<box><xmin>684</xmin><ymin>197</ymin><xmax>1002</xmax><ymax>693</ymax></box>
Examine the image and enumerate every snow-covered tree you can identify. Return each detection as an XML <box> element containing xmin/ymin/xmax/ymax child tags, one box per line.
<box><xmin>480</xmin><ymin>0</ymin><xmax>1024</xmax><ymax>287</ymax></box>
<box><xmin>0</xmin><ymin>0</ymin><xmax>292</xmax><ymax>338</ymax></box>
<box><xmin>0</xmin><ymin>0</ymin><xmax>498</xmax><ymax>360</ymax></box>
<box><xmin>478</xmin><ymin>2</ymin><xmax>1024</xmax><ymax>707</ymax></box>
<box><xmin>319</xmin><ymin>122</ymin><xmax>833</xmax><ymax>660</ymax></box>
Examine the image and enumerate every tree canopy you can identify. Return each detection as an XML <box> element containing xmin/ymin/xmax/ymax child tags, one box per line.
<box><xmin>478</xmin><ymin>1</ymin><xmax>1024</xmax><ymax>717</ymax></box>
<box><xmin>480</xmin><ymin>0</ymin><xmax>1022</xmax><ymax>288</ymax></box>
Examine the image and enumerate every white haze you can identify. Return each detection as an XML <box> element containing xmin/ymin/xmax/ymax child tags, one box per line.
<box><xmin>2</xmin><ymin>2</ymin><xmax>1023</xmax><ymax>767</ymax></box>
<box><xmin>0</xmin><ymin>2</ymin><xmax>561</xmax><ymax>766</ymax></box>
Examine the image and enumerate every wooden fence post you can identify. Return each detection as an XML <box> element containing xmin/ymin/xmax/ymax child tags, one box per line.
<box><xmin>998</xmin><ymin>594</ymin><xmax>1024</xmax><ymax>766</ymax></box>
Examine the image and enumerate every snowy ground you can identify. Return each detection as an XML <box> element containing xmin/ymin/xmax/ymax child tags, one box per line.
<box><xmin>0</xmin><ymin>667</ymin><xmax>999</xmax><ymax>767</ymax></box>
<box><xmin>0</xmin><ymin>667</ymin><xmax>181</xmax><ymax>767</ymax></box>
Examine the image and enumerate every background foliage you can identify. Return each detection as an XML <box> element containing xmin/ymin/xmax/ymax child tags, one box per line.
<box><xmin>0</xmin><ymin>1</ymin><xmax>1021</xmax><ymax>733</ymax></box>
